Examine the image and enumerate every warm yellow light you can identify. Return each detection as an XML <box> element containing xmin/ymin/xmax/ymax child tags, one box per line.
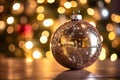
<box><xmin>104</xmin><ymin>0</ymin><xmax>111</xmax><ymax>4</ymax></box>
<box><xmin>89</xmin><ymin>22</ymin><xmax>96</xmax><ymax>27</ymax></box>
<box><xmin>110</xmin><ymin>53</ymin><xmax>117</xmax><ymax>62</ymax></box>
<box><xmin>7</xmin><ymin>26</ymin><xmax>14</xmax><ymax>34</ymax></box>
<box><xmin>0</xmin><ymin>5</ymin><xmax>4</xmax><ymax>13</ymax></box>
<box><xmin>32</xmin><ymin>50</ymin><xmax>42</xmax><ymax>59</ymax></box>
<box><xmin>25</xmin><ymin>41</ymin><xmax>33</xmax><ymax>49</ymax></box>
<box><xmin>7</xmin><ymin>16</ymin><xmax>14</xmax><ymax>24</ymax></box>
<box><xmin>13</xmin><ymin>3</ymin><xmax>21</xmax><ymax>10</ymax></box>
<box><xmin>64</xmin><ymin>2</ymin><xmax>72</xmax><ymax>9</ymax></box>
<box><xmin>108</xmin><ymin>32</ymin><xmax>116</xmax><ymax>40</ymax></box>
<box><xmin>36</xmin><ymin>6</ymin><xmax>44</xmax><ymax>13</ymax></box>
<box><xmin>8</xmin><ymin>44</ymin><xmax>16</xmax><ymax>52</ymax></box>
<box><xmin>41</xmin><ymin>30</ymin><xmax>49</xmax><ymax>37</ymax></box>
<box><xmin>43</xmin><ymin>19</ymin><xmax>54</xmax><ymax>27</ymax></box>
<box><xmin>87</xmin><ymin>8</ymin><xmax>94</xmax><ymax>16</ymax></box>
<box><xmin>0</xmin><ymin>21</ymin><xmax>6</xmax><ymax>31</ymax></box>
<box><xmin>111</xmin><ymin>14</ymin><xmax>120</xmax><ymax>23</ymax></box>
<box><xmin>57</xmin><ymin>7</ymin><xmax>65</xmax><ymax>14</ymax></box>
<box><xmin>47</xmin><ymin>0</ymin><xmax>55</xmax><ymax>3</ymax></box>
<box><xmin>26</xmin><ymin>57</ymin><xmax>33</xmax><ymax>62</ymax></box>
<box><xmin>18</xmin><ymin>41</ymin><xmax>25</xmax><ymax>48</ymax></box>
<box><xmin>37</xmin><ymin>0</ymin><xmax>44</xmax><ymax>3</ymax></box>
<box><xmin>111</xmin><ymin>39</ymin><xmax>119</xmax><ymax>48</ymax></box>
<box><xmin>79</xmin><ymin>0</ymin><xmax>87</xmax><ymax>4</ymax></box>
<box><xmin>37</xmin><ymin>13</ymin><xmax>45</xmax><ymax>21</ymax></box>
<box><xmin>106</xmin><ymin>23</ymin><xmax>113</xmax><ymax>32</ymax></box>
<box><xmin>99</xmin><ymin>47</ymin><xmax>106</xmax><ymax>61</ymax></box>
<box><xmin>70</xmin><ymin>1</ymin><xmax>77</xmax><ymax>7</ymax></box>
<box><xmin>40</xmin><ymin>36</ymin><xmax>48</xmax><ymax>44</ymax></box>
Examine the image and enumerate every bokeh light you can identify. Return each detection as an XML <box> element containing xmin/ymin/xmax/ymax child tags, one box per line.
<box><xmin>70</xmin><ymin>1</ymin><xmax>77</xmax><ymax>7</ymax></box>
<box><xmin>87</xmin><ymin>8</ymin><xmax>94</xmax><ymax>16</ymax></box>
<box><xmin>0</xmin><ymin>5</ymin><xmax>4</xmax><ymax>13</ymax></box>
<box><xmin>47</xmin><ymin>0</ymin><xmax>55</xmax><ymax>4</ymax></box>
<box><xmin>40</xmin><ymin>36</ymin><xmax>48</xmax><ymax>44</ymax></box>
<box><xmin>36</xmin><ymin>6</ymin><xmax>44</xmax><ymax>13</ymax></box>
<box><xmin>108</xmin><ymin>32</ymin><xmax>116</xmax><ymax>40</ymax></box>
<box><xmin>7</xmin><ymin>26</ymin><xmax>14</xmax><ymax>34</ymax></box>
<box><xmin>43</xmin><ymin>19</ymin><xmax>54</xmax><ymax>27</ymax></box>
<box><xmin>25</xmin><ymin>41</ymin><xmax>33</xmax><ymax>50</ymax></box>
<box><xmin>57</xmin><ymin>7</ymin><xmax>65</xmax><ymax>14</ymax></box>
<box><xmin>79</xmin><ymin>0</ymin><xmax>87</xmax><ymax>4</ymax></box>
<box><xmin>32</xmin><ymin>50</ymin><xmax>42</xmax><ymax>59</ymax></box>
<box><xmin>37</xmin><ymin>0</ymin><xmax>44</xmax><ymax>4</ymax></box>
<box><xmin>13</xmin><ymin>3</ymin><xmax>21</xmax><ymax>11</ymax></box>
<box><xmin>64</xmin><ymin>2</ymin><xmax>72</xmax><ymax>9</ymax></box>
<box><xmin>110</xmin><ymin>53</ymin><xmax>117</xmax><ymax>62</ymax></box>
<box><xmin>0</xmin><ymin>21</ymin><xmax>6</xmax><ymax>31</ymax></box>
<box><xmin>37</xmin><ymin>13</ymin><xmax>45</xmax><ymax>21</ymax></box>
<box><xmin>99</xmin><ymin>47</ymin><xmax>106</xmax><ymax>60</ymax></box>
<box><xmin>41</xmin><ymin>30</ymin><xmax>50</xmax><ymax>37</ymax></box>
<box><xmin>7</xmin><ymin>16</ymin><xmax>14</xmax><ymax>24</ymax></box>
<box><xmin>8</xmin><ymin>44</ymin><xmax>16</xmax><ymax>52</ymax></box>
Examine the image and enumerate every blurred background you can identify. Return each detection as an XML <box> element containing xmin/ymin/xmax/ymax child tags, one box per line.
<box><xmin>0</xmin><ymin>0</ymin><xmax>120</xmax><ymax>62</ymax></box>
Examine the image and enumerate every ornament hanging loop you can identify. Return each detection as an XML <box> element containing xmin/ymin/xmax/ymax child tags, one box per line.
<box><xmin>70</xmin><ymin>10</ymin><xmax>82</xmax><ymax>21</ymax></box>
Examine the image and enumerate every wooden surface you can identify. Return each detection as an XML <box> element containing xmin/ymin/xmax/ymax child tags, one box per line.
<box><xmin>0</xmin><ymin>57</ymin><xmax>120</xmax><ymax>80</ymax></box>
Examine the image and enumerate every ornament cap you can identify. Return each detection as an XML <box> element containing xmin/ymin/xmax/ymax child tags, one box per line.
<box><xmin>70</xmin><ymin>14</ymin><xmax>82</xmax><ymax>21</ymax></box>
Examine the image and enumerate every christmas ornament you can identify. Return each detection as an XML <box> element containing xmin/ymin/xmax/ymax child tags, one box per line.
<box><xmin>50</xmin><ymin>13</ymin><xmax>102</xmax><ymax>69</ymax></box>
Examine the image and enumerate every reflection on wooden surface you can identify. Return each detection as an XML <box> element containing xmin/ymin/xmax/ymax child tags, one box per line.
<box><xmin>0</xmin><ymin>57</ymin><xmax>120</xmax><ymax>80</ymax></box>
